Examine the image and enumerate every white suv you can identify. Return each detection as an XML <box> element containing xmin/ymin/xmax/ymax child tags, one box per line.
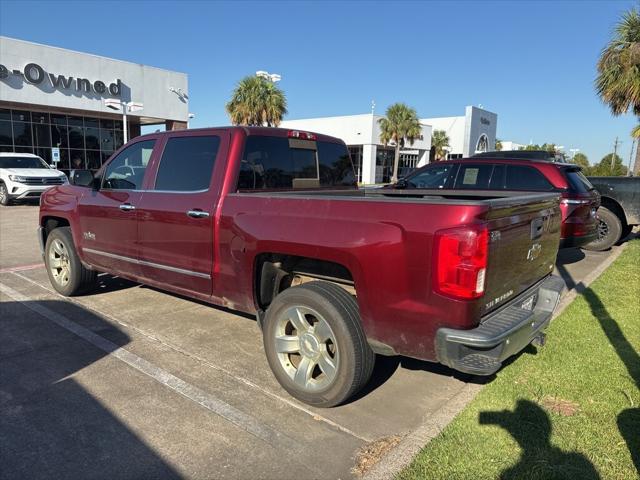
<box><xmin>0</xmin><ymin>153</ymin><xmax>67</xmax><ymax>206</ymax></box>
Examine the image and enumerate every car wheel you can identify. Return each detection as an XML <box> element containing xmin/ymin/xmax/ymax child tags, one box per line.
<box><xmin>44</xmin><ymin>227</ymin><xmax>97</xmax><ymax>296</ymax></box>
<box><xmin>262</xmin><ymin>281</ymin><xmax>375</xmax><ymax>407</ymax></box>
<box><xmin>0</xmin><ymin>183</ymin><xmax>10</xmax><ymax>206</ymax></box>
<box><xmin>583</xmin><ymin>206</ymin><xmax>622</xmax><ymax>251</ymax></box>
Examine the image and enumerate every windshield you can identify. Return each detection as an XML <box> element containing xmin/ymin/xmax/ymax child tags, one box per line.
<box><xmin>406</xmin><ymin>164</ymin><xmax>455</xmax><ymax>189</ymax></box>
<box><xmin>0</xmin><ymin>156</ymin><xmax>50</xmax><ymax>169</ymax></box>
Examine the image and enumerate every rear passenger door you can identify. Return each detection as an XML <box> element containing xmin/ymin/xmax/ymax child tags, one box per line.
<box><xmin>135</xmin><ymin>132</ymin><xmax>228</xmax><ymax>296</ymax></box>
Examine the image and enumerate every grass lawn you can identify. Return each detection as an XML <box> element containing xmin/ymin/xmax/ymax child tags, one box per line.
<box><xmin>399</xmin><ymin>239</ymin><xmax>640</xmax><ymax>480</ymax></box>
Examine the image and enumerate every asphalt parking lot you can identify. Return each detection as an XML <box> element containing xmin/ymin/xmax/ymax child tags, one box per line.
<box><xmin>0</xmin><ymin>205</ymin><xmax>627</xmax><ymax>479</ymax></box>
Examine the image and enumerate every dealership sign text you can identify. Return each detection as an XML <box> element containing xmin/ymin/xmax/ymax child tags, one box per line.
<box><xmin>0</xmin><ymin>62</ymin><xmax>121</xmax><ymax>97</ymax></box>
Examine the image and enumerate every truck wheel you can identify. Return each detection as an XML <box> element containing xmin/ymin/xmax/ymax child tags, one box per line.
<box><xmin>583</xmin><ymin>207</ymin><xmax>622</xmax><ymax>251</ymax></box>
<box><xmin>44</xmin><ymin>227</ymin><xmax>97</xmax><ymax>296</ymax></box>
<box><xmin>0</xmin><ymin>183</ymin><xmax>9</xmax><ymax>206</ymax></box>
<box><xmin>262</xmin><ymin>281</ymin><xmax>375</xmax><ymax>407</ymax></box>
<box><xmin>621</xmin><ymin>224</ymin><xmax>633</xmax><ymax>240</ymax></box>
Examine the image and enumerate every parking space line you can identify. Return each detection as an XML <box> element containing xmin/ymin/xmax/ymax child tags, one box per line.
<box><xmin>0</xmin><ymin>281</ymin><xmax>297</xmax><ymax>449</ymax></box>
<box><xmin>0</xmin><ymin>263</ymin><xmax>43</xmax><ymax>274</ymax></box>
<box><xmin>10</xmin><ymin>271</ymin><xmax>372</xmax><ymax>443</ymax></box>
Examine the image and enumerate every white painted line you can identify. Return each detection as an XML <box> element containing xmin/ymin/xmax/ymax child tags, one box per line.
<box><xmin>0</xmin><ymin>263</ymin><xmax>43</xmax><ymax>274</ymax></box>
<box><xmin>0</xmin><ymin>281</ymin><xmax>294</xmax><ymax>449</ymax></box>
<box><xmin>13</xmin><ymin>271</ymin><xmax>372</xmax><ymax>443</ymax></box>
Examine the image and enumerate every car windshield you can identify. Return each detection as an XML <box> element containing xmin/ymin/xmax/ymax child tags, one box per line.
<box><xmin>0</xmin><ymin>156</ymin><xmax>49</xmax><ymax>169</ymax></box>
<box><xmin>405</xmin><ymin>164</ymin><xmax>454</xmax><ymax>189</ymax></box>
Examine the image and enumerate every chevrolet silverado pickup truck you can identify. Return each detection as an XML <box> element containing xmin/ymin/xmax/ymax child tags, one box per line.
<box><xmin>38</xmin><ymin>127</ymin><xmax>565</xmax><ymax>407</ymax></box>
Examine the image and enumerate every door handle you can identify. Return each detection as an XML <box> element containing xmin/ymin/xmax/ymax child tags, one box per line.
<box><xmin>119</xmin><ymin>203</ymin><xmax>136</xmax><ymax>211</ymax></box>
<box><xmin>187</xmin><ymin>210</ymin><xmax>210</xmax><ymax>219</ymax></box>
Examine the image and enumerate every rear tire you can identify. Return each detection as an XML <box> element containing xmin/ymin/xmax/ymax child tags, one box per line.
<box><xmin>0</xmin><ymin>182</ymin><xmax>10</xmax><ymax>206</ymax></box>
<box><xmin>44</xmin><ymin>227</ymin><xmax>97</xmax><ymax>296</ymax></box>
<box><xmin>583</xmin><ymin>206</ymin><xmax>622</xmax><ymax>251</ymax></box>
<box><xmin>262</xmin><ymin>281</ymin><xmax>375</xmax><ymax>407</ymax></box>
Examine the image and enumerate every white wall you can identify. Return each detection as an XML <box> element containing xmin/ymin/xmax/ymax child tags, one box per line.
<box><xmin>0</xmin><ymin>36</ymin><xmax>188</xmax><ymax>122</ymax></box>
<box><xmin>421</xmin><ymin>115</ymin><xmax>466</xmax><ymax>155</ymax></box>
<box><xmin>500</xmin><ymin>141</ymin><xmax>526</xmax><ymax>151</ymax></box>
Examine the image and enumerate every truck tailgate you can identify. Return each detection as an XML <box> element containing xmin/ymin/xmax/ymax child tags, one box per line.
<box><xmin>481</xmin><ymin>193</ymin><xmax>561</xmax><ymax>315</ymax></box>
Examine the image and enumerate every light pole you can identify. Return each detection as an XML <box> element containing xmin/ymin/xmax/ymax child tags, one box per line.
<box><xmin>104</xmin><ymin>99</ymin><xmax>144</xmax><ymax>144</ymax></box>
<box><xmin>569</xmin><ymin>148</ymin><xmax>580</xmax><ymax>160</ymax></box>
<box><xmin>256</xmin><ymin>70</ymin><xmax>281</xmax><ymax>83</ymax></box>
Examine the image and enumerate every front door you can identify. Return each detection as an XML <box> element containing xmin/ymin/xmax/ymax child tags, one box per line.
<box><xmin>77</xmin><ymin>139</ymin><xmax>157</xmax><ymax>276</ymax></box>
<box><xmin>136</xmin><ymin>132</ymin><xmax>225</xmax><ymax>296</ymax></box>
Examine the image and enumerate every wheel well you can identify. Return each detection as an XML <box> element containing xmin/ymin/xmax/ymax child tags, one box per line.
<box><xmin>255</xmin><ymin>253</ymin><xmax>355</xmax><ymax>310</ymax></box>
<box><xmin>41</xmin><ymin>216</ymin><xmax>71</xmax><ymax>242</ymax></box>
<box><xmin>600</xmin><ymin>197</ymin><xmax>627</xmax><ymax>227</ymax></box>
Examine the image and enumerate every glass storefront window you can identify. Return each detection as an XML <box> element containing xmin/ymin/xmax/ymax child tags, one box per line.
<box><xmin>0</xmin><ymin>107</ymin><xmax>135</xmax><ymax>173</ymax></box>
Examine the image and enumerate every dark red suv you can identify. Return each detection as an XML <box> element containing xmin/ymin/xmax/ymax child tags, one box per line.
<box><xmin>388</xmin><ymin>158</ymin><xmax>599</xmax><ymax>248</ymax></box>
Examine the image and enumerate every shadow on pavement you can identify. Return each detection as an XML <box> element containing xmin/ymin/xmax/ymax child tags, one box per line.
<box><xmin>479</xmin><ymin>400</ymin><xmax>600</xmax><ymax>479</ymax></box>
<box><xmin>0</xmin><ymin>300</ymin><xmax>181</xmax><ymax>480</ymax></box>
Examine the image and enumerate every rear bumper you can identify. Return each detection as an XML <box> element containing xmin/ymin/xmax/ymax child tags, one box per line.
<box><xmin>435</xmin><ymin>275</ymin><xmax>565</xmax><ymax>375</ymax></box>
<box><xmin>560</xmin><ymin>232</ymin><xmax>597</xmax><ymax>249</ymax></box>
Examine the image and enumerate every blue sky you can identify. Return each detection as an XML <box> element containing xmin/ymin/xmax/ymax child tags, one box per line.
<box><xmin>1</xmin><ymin>0</ymin><xmax>637</xmax><ymax>165</ymax></box>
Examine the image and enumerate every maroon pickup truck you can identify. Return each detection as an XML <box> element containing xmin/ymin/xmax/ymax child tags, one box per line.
<box><xmin>38</xmin><ymin>127</ymin><xmax>565</xmax><ymax>407</ymax></box>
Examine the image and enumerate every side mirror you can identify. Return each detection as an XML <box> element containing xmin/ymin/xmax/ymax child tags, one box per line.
<box><xmin>70</xmin><ymin>169</ymin><xmax>98</xmax><ymax>189</ymax></box>
<box><xmin>395</xmin><ymin>178</ymin><xmax>408</xmax><ymax>189</ymax></box>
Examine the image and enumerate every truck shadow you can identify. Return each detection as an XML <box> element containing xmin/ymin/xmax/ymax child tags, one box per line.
<box><xmin>555</xmin><ymin>253</ymin><xmax>639</xmax><ymax>474</ymax></box>
<box><xmin>479</xmin><ymin>399</ymin><xmax>600</xmax><ymax>479</ymax></box>
<box><xmin>0</xmin><ymin>300</ymin><xmax>181</xmax><ymax>480</ymax></box>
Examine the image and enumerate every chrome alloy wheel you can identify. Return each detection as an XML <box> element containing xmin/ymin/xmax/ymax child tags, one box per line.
<box><xmin>49</xmin><ymin>239</ymin><xmax>71</xmax><ymax>286</ymax></box>
<box><xmin>0</xmin><ymin>184</ymin><xmax>7</xmax><ymax>203</ymax></box>
<box><xmin>597</xmin><ymin>218</ymin><xmax>609</xmax><ymax>241</ymax></box>
<box><xmin>274</xmin><ymin>306</ymin><xmax>338</xmax><ymax>392</ymax></box>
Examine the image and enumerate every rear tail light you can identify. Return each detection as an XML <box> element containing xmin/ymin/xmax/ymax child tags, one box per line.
<box><xmin>560</xmin><ymin>192</ymin><xmax>594</xmax><ymax>205</ymax></box>
<box><xmin>433</xmin><ymin>226</ymin><xmax>488</xmax><ymax>300</ymax></box>
<box><xmin>288</xmin><ymin>130</ymin><xmax>317</xmax><ymax>140</ymax></box>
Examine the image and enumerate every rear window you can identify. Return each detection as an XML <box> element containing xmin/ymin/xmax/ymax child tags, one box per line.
<box><xmin>505</xmin><ymin>165</ymin><xmax>554</xmax><ymax>191</ymax></box>
<box><xmin>237</xmin><ymin>135</ymin><xmax>355</xmax><ymax>190</ymax></box>
<box><xmin>564</xmin><ymin>168</ymin><xmax>594</xmax><ymax>193</ymax></box>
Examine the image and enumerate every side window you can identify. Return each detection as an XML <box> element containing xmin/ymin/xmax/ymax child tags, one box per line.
<box><xmin>453</xmin><ymin>164</ymin><xmax>493</xmax><ymax>189</ymax></box>
<box><xmin>505</xmin><ymin>165</ymin><xmax>554</xmax><ymax>191</ymax></box>
<box><xmin>102</xmin><ymin>140</ymin><xmax>155</xmax><ymax>190</ymax></box>
<box><xmin>154</xmin><ymin>136</ymin><xmax>220</xmax><ymax>191</ymax></box>
<box><xmin>407</xmin><ymin>164</ymin><xmax>455</xmax><ymax>189</ymax></box>
<box><xmin>489</xmin><ymin>164</ymin><xmax>505</xmax><ymax>189</ymax></box>
<box><xmin>238</xmin><ymin>136</ymin><xmax>318</xmax><ymax>190</ymax></box>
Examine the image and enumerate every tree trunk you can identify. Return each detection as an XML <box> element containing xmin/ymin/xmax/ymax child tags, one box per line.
<box><xmin>391</xmin><ymin>144</ymin><xmax>400</xmax><ymax>183</ymax></box>
<box><xmin>634</xmin><ymin>139</ymin><xmax>640</xmax><ymax>176</ymax></box>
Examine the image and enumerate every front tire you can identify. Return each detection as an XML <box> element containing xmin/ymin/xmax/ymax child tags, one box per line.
<box><xmin>44</xmin><ymin>227</ymin><xmax>97</xmax><ymax>296</ymax></box>
<box><xmin>262</xmin><ymin>281</ymin><xmax>375</xmax><ymax>407</ymax></box>
<box><xmin>583</xmin><ymin>207</ymin><xmax>622</xmax><ymax>251</ymax></box>
<box><xmin>0</xmin><ymin>182</ymin><xmax>10</xmax><ymax>206</ymax></box>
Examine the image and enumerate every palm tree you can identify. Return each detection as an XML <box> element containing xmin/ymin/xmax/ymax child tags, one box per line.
<box><xmin>495</xmin><ymin>139</ymin><xmax>503</xmax><ymax>151</ymax></box>
<box><xmin>632</xmin><ymin>123</ymin><xmax>640</xmax><ymax>175</ymax></box>
<box><xmin>378</xmin><ymin>103</ymin><xmax>422</xmax><ymax>182</ymax></box>
<box><xmin>595</xmin><ymin>7</ymin><xmax>640</xmax><ymax>116</ymax></box>
<box><xmin>431</xmin><ymin>130</ymin><xmax>450</xmax><ymax>161</ymax></box>
<box><xmin>226</xmin><ymin>75</ymin><xmax>287</xmax><ymax>127</ymax></box>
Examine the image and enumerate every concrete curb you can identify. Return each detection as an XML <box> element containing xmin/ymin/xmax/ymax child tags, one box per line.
<box><xmin>362</xmin><ymin>242</ymin><xmax>629</xmax><ymax>480</ymax></box>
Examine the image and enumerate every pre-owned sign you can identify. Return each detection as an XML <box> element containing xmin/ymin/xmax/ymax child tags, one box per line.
<box><xmin>0</xmin><ymin>62</ymin><xmax>121</xmax><ymax>97</ymax></box>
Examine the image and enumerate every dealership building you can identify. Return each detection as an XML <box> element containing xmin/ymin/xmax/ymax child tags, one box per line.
<box><xmin>0</xmin><ymin>36</ymin><xmax>189</xmax><ymax>172</ymax></box>
<box><xmin>281</xmin><ymin>105</ymin><xmax>498</xmax><ymax>184</ymax></box>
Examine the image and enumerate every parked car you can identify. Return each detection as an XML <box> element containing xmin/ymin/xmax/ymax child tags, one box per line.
<box><xmin>39</xmin><ymin>127</ymin><xmax>565</xmax><ymax>407</ymax></box>
<box><xmin>387</xmin><ymin>157</ymin><xmax>599</xmax><ymax>249</ymax></box>
<box><xmin>584</xmin><ymin>176</ymin><xmax>639</xmax><ymax>250</ymax></box>
<box><xmin>0</xmin><ymin>153</ymin><xmax>67</xmax><ymax>206</ymax></box>
<box><xmin>472</xmin><ymin>150</ymin><xmax>568</xmax><ymax>163</ymax></box>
